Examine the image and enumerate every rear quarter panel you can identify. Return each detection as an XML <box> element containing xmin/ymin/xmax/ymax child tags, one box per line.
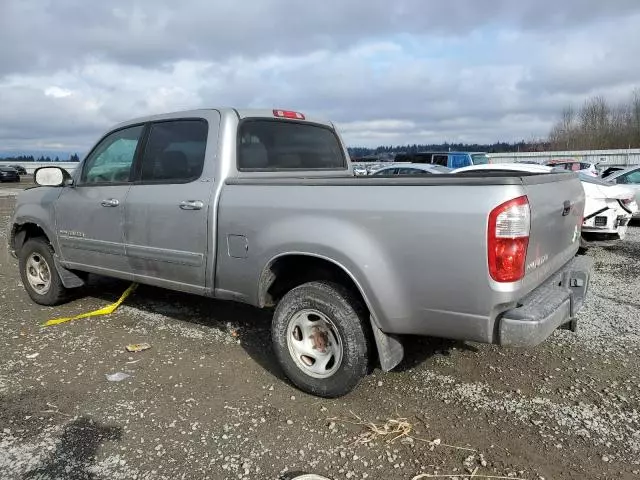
<box><xmin>215</xmin><ymin>181</ymin><xmax>531</xmax><ymax>343</ymax></box>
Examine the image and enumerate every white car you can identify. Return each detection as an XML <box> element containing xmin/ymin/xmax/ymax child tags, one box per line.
<box><xmin>454</xmin><ymin>163</ymin><xmax>638</xmax><ymax>245</ymax></box>
<box><xmin>372</xmin><ymin>164</ymin><xmax>452</xmax><ymax>175</ymax></box>
<box><xmin>545</xmin><ymin>160</ymin><xmax>599</xmax><ymax>177</ymax></box>
<box><xmin>353</xmin><ymin>166</ymin><xmax>368</xmax><ymax>176</ymax></box>
<box><xmin>604</xmin><ymin>165</ymin><xmax>640</xmax><ymax>218</ymax></box>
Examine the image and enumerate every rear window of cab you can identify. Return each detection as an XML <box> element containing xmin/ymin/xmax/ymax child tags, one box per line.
<box><xmin>237</xmin><ymin>119</ymin><xmax>347</xmax><ymax>171</ymax></box>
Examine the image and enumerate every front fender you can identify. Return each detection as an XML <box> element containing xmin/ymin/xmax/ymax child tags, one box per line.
<box><xmin>256</xmin><ymin>215</ymin><xmax>412</xmax><ymax>331</ymax></box>
<box><xmin>10</xmin><ymin>187</ymin><xmax>61</xmax><ymax>254</ymax></box>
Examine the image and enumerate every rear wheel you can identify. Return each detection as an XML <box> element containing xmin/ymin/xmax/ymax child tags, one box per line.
<box><xmin>271</xmin><ymin>281</ymin><xmax>370</xmax><ymax>398</ymax></box>
<box><xmin>19</xmin><ymin>237</ymin><xmax>69</xmax><ymax>306</ymax></box>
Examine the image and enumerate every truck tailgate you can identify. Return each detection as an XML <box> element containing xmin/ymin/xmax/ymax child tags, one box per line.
<box><xmin>521</xmin><ymin>173</ymin><xmax>584</xmax><ymax>290</ymax></box>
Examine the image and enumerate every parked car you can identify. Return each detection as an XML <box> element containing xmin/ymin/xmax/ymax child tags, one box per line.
<box><xmin>545</xmin><ymin>159</ymin><xmax>598</xmax><ymax>177</ymax></box>
<box><xmin>0</xmin><ymin>166</ymin><xmax>20</xmax><ymax>182</ymax></box>
<box><xmin>352</xmin><ymin>165</ymin><xmax>368</xmax><ymax>176</ymax></box>
<box><xmin>365</xmin><ymin>163</ymin><xmax>386</xmax><ymax>175</ymax></box>
<box><xmin>371</xmin><ymin>164</ymin><xmax>452</xmax><ymax>175</ymax></box>
<box><xmin>454</xmin><ymin>163</ymin><xmax>555</xmax><ymax>175</ymax></box>
<box><xmin>394</xmin><ymin>151</ymin><xmax>489</xmax><ymax>169</ymax></box>
<box><xmin>604</xmin><ymin>165</ymin><xmax>640</xmax><ymax>218</ymax></box>
<box><xmin>579</xmin><ymin>173</ymin><xmax>638</xmax><ymax>244</ymax></box>
<box><xmin>10</xmin><ymin>108</ymin><xmax>592</xmax><ymax>398</ymax></box>
<box><xmin>454</xmin><ymin>163</ymin><xmax>638</xmax><ymax>245</ymax></box>
<box><xmin>8</xmin><ymin>164</ymin><xmax>27</xmax><ymax>175</ymax></box>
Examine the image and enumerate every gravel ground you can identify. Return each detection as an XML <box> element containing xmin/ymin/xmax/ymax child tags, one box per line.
<box><xmin>1</xmin><ymin>190</ymin><xmax>639</xmax><ymax>480</ymax></box>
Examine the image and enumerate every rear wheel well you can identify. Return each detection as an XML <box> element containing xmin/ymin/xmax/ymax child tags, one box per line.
<box><xmin>262</xmin><ymin>255</ymin><xmax>380</xmax><ymax>372</ymax></box>
<box><xmin>11</xmin><ymin>223</ymin><xmax>50</xmax><ymax>255</ymax></box>
<box><xmin>260</xmin><ymin>255</ymin><xmax>367</xmax><ymax>312</ymax></box>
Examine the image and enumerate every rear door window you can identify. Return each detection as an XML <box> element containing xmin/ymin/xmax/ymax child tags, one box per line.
<box><xmin>140</xmin><ymin>120</ymin><xmax>208</xmax><ymax>183</ymax></box>
<box><xmin>432</xmin><ymin>154</ymin><xmax>448</xmax><ymax>167</ymax></box>
<box><xmin>471</xmin><ymin>154</ymin><xmax>489</xmax><ymax>165</ymax></box>
<box><xmin>238</xmin><ymin>120</ymin><xmax>346</xmax><ymax>170</ymax></box>
<box><xmin>410</xmin><ymin>153</ymin><xmax>433</xmax><ymax>164</ymax></box>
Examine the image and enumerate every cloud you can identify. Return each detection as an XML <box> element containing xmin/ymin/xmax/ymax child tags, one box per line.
<box><xmin>44</xmin><ymin>87</ymin><xmax>73</xmax><ymax>99</ymax></box>
<box><xmin>1</xmin><ymin>0</ymin><xmax>640</xmax><ymax>150</ymax></box>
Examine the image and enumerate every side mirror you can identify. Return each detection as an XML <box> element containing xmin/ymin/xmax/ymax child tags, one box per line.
<box><xmin>34</xmin><ymin>166</ymin><xmax>73</xmax><ymax>187</ymax></box>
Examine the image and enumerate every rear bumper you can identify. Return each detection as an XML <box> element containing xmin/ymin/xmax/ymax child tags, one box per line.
<box><xmin>499</xmin><ymin>255</ymin><xmax>593</xmax><ymax>347</ymax></box>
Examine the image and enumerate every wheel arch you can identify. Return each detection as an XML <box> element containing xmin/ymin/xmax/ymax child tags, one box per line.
<box><xmin>258</xmin><ymin>252</ymin><xmax>377</xmax><ymax>322</ymax></box>
<box><xmin>10</xmin><ymin>220</ymin><xmax>53</xmax><ymax>256</ymax></box>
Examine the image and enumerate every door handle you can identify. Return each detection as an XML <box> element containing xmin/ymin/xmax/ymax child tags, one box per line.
<box><xmin>179</xmin><ymin>200</ymin><xmax>204</xmax><ymax>210</ymax></box>
<box><xmin>101</xmin><ymin>198</ymin><xmax>119</xmax><ymax>207</ymax></box>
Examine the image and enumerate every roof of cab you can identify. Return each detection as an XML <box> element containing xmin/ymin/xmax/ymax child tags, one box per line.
<box><xmin>111</xmin><ymin>108</ymin><xmax>334</xmax><ymax>131</ymax></box>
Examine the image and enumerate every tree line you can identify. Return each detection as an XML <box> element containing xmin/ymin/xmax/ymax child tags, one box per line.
<box><xmin>0</xmin><ymin>153</ymin><xmax>81</xmax><ymax>163</ymax></box>
<box><xmin>350</xmin><ymin>89</ymin><xmax>640</xmax><ymax>158</ymax></box>
<box><xmin>348</xmin><ymin>140</ymin><xmax>548</xmax><ymax>158</ymax></box>
<box><xmin>548</xmin><ymin>89</ymin><xmax>640</xmax><ymax>150</ymax></box>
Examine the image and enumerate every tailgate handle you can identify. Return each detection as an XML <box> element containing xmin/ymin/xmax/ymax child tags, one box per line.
<box><xmin>562</xmin><ymin>200</ymin><xmax>572</xmax><ymax>216</ymax></box>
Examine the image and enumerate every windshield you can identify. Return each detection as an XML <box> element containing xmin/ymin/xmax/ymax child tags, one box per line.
<box><xmin>471</xmin><ymin>154</ymin><xmax>489</xmax><ymax>165</ymax></box>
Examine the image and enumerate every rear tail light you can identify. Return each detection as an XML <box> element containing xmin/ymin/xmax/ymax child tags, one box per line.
<box><xmin>488</xmin><ymin>195</ymin><xmax>530</xmax><ymax>283</ymax></box>
<box><xmin>273</xmin><ymin>109</ymin><xmax>305</xmax><ymax>120</ymax></box>
<box><xmin>619</xmin><ymin>197</ymin><xmax>637</xmax><ymax>213</ymax></box>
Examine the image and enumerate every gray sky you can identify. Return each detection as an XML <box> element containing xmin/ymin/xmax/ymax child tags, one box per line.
<box><xmin>1</xmin><ymin>0</ymin><xmax>639</xmax><ymax>151</ymax></box>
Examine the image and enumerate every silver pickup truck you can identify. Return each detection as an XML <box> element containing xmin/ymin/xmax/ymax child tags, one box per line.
<box><xmin>8</xmin><ymin>108</ymin><xmax>592</xmax><ymax>397</ymax></box>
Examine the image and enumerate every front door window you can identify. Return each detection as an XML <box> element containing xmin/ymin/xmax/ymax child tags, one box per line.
<box><xmin>81</xmin><ymin>125</ymin><xmax>144</xmax><ymax>184</ymax></box>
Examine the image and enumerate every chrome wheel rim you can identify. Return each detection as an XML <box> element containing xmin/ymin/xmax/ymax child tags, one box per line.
<box><xmin>26</xmin><ymin>252</ymin><xmax>51</xmax><ymax>295</ymax></box>
<box><xmin>286</xmin><ymin>309</ymin><xmax>343</xmax><ymax>379</ymax></box>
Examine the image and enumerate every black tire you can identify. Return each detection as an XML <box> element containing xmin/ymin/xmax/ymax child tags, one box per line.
<box><xmin>271</xmin><ymin>281</ymin><xmax>371</xmax><ymax>398</ymax></box>
<box><xmin>19</xmin><ymin>237</ymin><xmax>69</xmax><ymax>306</ymax></box>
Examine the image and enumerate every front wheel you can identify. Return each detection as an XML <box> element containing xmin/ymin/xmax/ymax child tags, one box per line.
<box><xmin>271</xmin><ymin>281</ymin><xmax>371</xmax><ymax>398</ymax></box>
<box><xmin>19</xmin><ymin>237</ymin><xmax>69</xmax><ymax>306</ymax></box>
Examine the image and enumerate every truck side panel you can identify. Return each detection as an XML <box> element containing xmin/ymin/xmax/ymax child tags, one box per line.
<box><xmin>215</xmin><ymin>182</ymin><xmax>529</xmax><ymax>343</ymax></box>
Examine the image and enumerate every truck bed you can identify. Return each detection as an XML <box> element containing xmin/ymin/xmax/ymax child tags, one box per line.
<box><xmin>217</xmin><ymin>171</ymin><xmax>584</xmax><ymax>344</ymax></box>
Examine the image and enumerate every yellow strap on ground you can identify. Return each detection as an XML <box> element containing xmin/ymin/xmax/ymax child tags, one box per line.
<box><xmin>43</xmin><ymin>283</ymin><xmax>138</xmax><ymax>327</ymax></box>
